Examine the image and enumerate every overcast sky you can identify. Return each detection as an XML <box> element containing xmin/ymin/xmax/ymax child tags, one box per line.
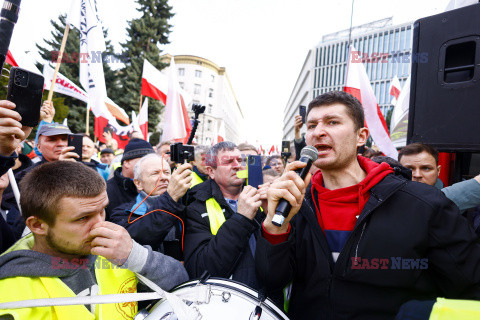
<box><xmin>8</xmin><ymin>0</ymin><xmax>450</xmax><ymax>146</ymax></box>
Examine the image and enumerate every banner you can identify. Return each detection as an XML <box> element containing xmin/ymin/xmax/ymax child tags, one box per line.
<box><xmin>42</xmin><ymin>64</ymin><xmax>89</xmax><ymax>103</ymax></box>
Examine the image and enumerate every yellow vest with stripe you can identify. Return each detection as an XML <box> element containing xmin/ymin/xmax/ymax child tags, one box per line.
<box><xmin>429</xmin><ymin>298</ymin><xmax>480</xmax><ymax>320</ymax></box>
<box><xmin>205</xmin><ymin>197</ymin><xmax>263</xmax><ymax>235</ymax></box>
<box><xmin>0</xmin><ymin>234</ymin><xmax>138</xmax><ymax>320</ymax></box>
<box><xmin>206</xmin><ymin>198</ymin><xmax>226</xmax><ymax>235</ymax></box>
<box><xmin>190</xmin><ymin>172</ymin><xmax>205</xmax><ymax>189</ymax></box>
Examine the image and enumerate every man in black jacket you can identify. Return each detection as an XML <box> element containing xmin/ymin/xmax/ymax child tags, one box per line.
<box><xmin>110</xmin><ymin>154</ymin><xmax>192</xmax><ymax>260</ymax></box>
<box><xmin>105</xmin><ymin>138</ymin><xmax>154</xmax><ymax>220</ymax></box>
<box><xmin>184</xmin><ymin>141</ymin><xmax>264</xmax><ymax>290</ymax></box>
<box><xmin>257</xmin><ymin>91</ymin><xmax>480</xmax><ymax>320</ymax></box>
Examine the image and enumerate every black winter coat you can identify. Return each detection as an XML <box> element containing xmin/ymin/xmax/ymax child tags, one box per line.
<box><xmin>184</xmin><ymin>179</ymin><xmax>264</xmax><ymax>290</ymax></box>
<box><xmin>256</xmin><ymin>174</ymin><xmax>480</xmax><ymax>320</ymax></box>
<box><xmin>110</xmin><ymin>191</ymin><xmax>185</xmax><ymax>260</ymax></box>
<box><xmin>106</xmin><ymin>167</ymin><xmax>137</xmax><ymax>220</ymax></box>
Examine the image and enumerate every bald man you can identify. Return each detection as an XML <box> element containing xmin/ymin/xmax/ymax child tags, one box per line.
<box><xmin>110</xmin><ymin>154</ymin><xmax>192</xmax><ymax>260</ymax></box>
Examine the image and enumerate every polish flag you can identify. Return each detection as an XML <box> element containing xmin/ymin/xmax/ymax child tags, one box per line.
<box><xmin>217</xmin><ymin>120</ymin><xmax>225</xmax><ymax>143</ymax></box>
<box><xmin>161</xmin><ymin>57</ymin><xmax>192</xmax><ymax>142</ymax></box>
<box><xmin>389</xmin><ymin>76</ymin><xmax>401</xmax><ymax>105</ymax></box>
<box><xmin>6</xmin><ymin>49</ymin><xmax>42</xmax><ymax>75</ymax></box>
<box><xmin>268</xmin><ymin>145</ymin><xmax>275</xmax><ymax>155</ymax></box>
<box><xmin>141</xmin><ymin>59</ymin><xmax>168</xmax><ymax>104</ymax></box>
<box><xmin>137</xmin><ymin>98</ymin><xmax>149</xmax><ymax>140</ymax></box>
<box><xmin>344</xmin><ymin>45</ymin><xmax>398</xmax><ymax>159</ymax></box>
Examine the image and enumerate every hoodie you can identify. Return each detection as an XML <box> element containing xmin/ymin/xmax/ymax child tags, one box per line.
<box><xmin>0</xmin><ymin>233</ymin><xmax>188</xmax><ymax>311</ymax></box>
<box><xmin>310</xmin><ymin>156</ymin><xmax>393</xmax><ymax>261</ymax></box>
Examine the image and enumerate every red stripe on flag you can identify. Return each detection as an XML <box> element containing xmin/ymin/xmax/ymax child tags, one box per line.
<box><xmin>390</xmin><ymin>86</ymin><xmax>400</xmax><ymax>100</ymax></box>
<box><xmin>344</xmin><ymin>86</ymin><xmax>390</xmax><ymax>136</ymax></box>
<box><xmin>141</xmin><ymin>78</ymin><xmax>167</xmax><ymax>104</ymax></box>
<box><xmin>140</xmin><ymin>123</ymin><xmax>148</xmax><ymax>141</ymax></box>
<box><xmin>6</xmin><ymin>51</ymin><xmax>18</xmax><ymax>67</ymax></box>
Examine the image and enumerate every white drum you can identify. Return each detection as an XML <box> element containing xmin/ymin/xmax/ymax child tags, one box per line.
<box><xmin>139</xmin><ymin>278</ymin><xmax>289</xmax><ymax>320</ymax></box>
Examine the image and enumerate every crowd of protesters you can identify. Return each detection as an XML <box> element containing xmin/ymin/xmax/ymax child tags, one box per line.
<box><xmin>1</xmin><ymin>91</ymin><xmax>480</xmax><ymax>319</ymax></box>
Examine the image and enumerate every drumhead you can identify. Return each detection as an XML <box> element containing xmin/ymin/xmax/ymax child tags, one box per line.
<box><xmin>143</xmin><ymin>278</ymin><xmax>289</xmax><ymax>320</ymax></box>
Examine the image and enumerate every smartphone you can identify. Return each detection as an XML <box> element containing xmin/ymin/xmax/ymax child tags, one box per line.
<box><xmin>247</xmin><ymin>155</ymin><xmax>263</xmax><ymax>188</ymax></box>
<box><xmin>6</xmin><ymin>67</ymin><xmax>45</xmax><ymax>127</ymax></box>
<box><xmin>282</xmin><ymin>141</ymin><xmax>291</xmax><ymax>154</ymax></box>
<box><xmin>68</xmin><ymin>134</ymin><xmax>83</xmax><ymax>161</ymax></box>
<box><xmin>299</xmin><ymin>105</ymin><xmax>307</xmax><ymax>124</ymax></box>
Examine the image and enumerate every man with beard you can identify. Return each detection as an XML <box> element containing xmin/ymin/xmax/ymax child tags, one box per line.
<box><xmin>256</xmin><ymin>91</ymin><xmax>480</xmax><ymax>319</ymax></box>
<box><xmin>0</xmin><ymin>161</ymin><xmax>188</xmax><ymax>319</ymax></box>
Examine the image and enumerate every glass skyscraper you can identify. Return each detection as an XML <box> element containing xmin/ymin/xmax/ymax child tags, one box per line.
<box><xmin>284</xmin><ymin>18</ymin><xmax>413</xmax><ymax>140</ymax></box>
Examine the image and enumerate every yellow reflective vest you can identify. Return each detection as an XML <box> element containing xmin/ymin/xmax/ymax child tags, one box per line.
<box><xmin>205</xmin><ymin>197</ymin><xmax>226</xmax><ymax>235</ymax></box>
<box><xmin>190</xmin><ymin>171</ymin><xmax>205</xmax><ymax>189</ymax></box>
<box><xmin>0</xmin><ymin>234</ymin><xmax>138</xmax><ymax>320</ymax></box>
<box><xmin>429</xmin><ymin>298</ymin><xmax>480</xmax><ymax>320</ymax></box>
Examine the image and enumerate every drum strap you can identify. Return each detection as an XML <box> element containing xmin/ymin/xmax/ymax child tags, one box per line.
<box><xmin>0</xmin><ymin>273</ymin><xmax>206</xmax><ymax>320</ymax></box>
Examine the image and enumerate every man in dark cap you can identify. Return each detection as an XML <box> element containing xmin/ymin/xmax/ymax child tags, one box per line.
<box><xmin>100</xmin><ymin>148</ymin><xmax>115</xmax><ymax>165</ymax></box>
<box><xmin>105</xmin><ymin>138</ymin><xmax>154</xmax><ymax>220</ymax></box>
<box><xmin>12</xmin><ymin>123</ymin><xmax>72</xmax><ymax>186</ymax></box>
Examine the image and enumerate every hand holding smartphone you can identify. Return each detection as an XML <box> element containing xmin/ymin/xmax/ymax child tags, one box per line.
<box><xmin>68</xmin><ymin>134</ymin><xmax>83</xmax><ymax>162</ymax></box>
<box><xmin>299</xmin><ymin>105</ymin><xmax>306</xmax><ymax>124</ymax></box>
<box><xmin>6</xmin><ymin>67</ymin><xmax>44</xmax><ymax>127</ymax></box>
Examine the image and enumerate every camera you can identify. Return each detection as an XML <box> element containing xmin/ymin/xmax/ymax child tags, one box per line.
<box><xmin>192</xmin><ymin>104</ymin><xmax>206</xmax><ymax>118</ymax></box>
<box><xmin>170</xmin><ymin>142</ymin><xmax>195</xmax><ymax>164</ymax></box>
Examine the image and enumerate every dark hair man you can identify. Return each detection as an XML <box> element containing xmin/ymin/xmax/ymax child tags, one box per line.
<box><xmin>0</xmin><ymin>102</ymin><xmax>187</xmax><ymax>318</ymax></box>
<box><xmin>399</xmin><ymin>142</ymin><xmax>480</xmax><ymax>211</ymax></box>
<box><xmin>184</xmin><ymin>141</ymin><xmax>265</xmax><ymax>290</ymax></box>
<box><xmin>100</xmin><ymin>148</ymin><xmax>115</xmax><ymax>165</ymax></box>
<box><xmin>398</xmin><ymin>143</ymin><xmax>441</xmax><ymax>186</ymax></box>
<box><xmin>256</xmin><ymin>91</ymin><xmax>480</xmax><ymax>319</ymax></box>
<box><xmin>105</xmin><ymin>138</ymin><xmax>154</xmax><ymax>220</ymax></box>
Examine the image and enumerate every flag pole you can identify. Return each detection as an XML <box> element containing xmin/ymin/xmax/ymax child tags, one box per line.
<box><xmin>139</xmin><ymin>94</ymin><xmax>143</xmax><ymax>113</ymax></box>
<box><xmin>47</xmin><ymin>24</ymin><xmax>70</xmax><ymax>102</ymax></box>
<box><xmin>86</xmin><ymin>106</ymin><xmax>90</xmax><ymax>135</ymax></box>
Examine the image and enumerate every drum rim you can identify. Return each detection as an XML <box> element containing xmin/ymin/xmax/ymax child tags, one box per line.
<box><xmin>172</xmin><ymin>277</ymin><xmax>289</xmax><ymax>320</ymax></box>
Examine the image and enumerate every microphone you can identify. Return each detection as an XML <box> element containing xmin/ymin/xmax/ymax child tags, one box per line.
<box><xmin>0</xmin><ymin>0</ymin><xmax>21</xmax><ymax>70</ymax></box>
<box><xmin>271</xmin><ymin>145</ymin><xmax>318</xmax><ymax>227</ymax></box>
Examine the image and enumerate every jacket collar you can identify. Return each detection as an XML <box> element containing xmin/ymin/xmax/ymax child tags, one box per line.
<box><xmin>113</xmin><ymin>167</ymin><xmax>136</xmax><ymax>192</ymax></box>
<box><xmin>192</xmin><ymin>179</ymin><xmax>239</xmax><ymax>218</ymax></box>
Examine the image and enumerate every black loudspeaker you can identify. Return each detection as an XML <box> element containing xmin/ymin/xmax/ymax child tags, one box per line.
<box><xmin>408</xmin><ymin>3</ymin><xmax>480</xmax><ymax>152</ymax></box>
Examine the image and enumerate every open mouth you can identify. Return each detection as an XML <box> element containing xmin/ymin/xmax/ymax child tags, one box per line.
<box><xmin>315</xmin><ymin>145</ymin><xmax>333</xmax><ymax>153</ymax></box>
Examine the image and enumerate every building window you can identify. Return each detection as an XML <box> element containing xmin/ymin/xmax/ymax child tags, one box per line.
<box><xmin>208</xmin><ymin>88</ymin><xmax>214</xmax><ymax>98</ymax></box>
<box><xmin>179</xmin><ymin>82</ymin><xmax>184</xmax><ymax>89</ymax></box>
<box><xmin>178</xmin><ymin>68</ymin><xmax>185</xmax><ymax>76</ymax></box>
<box><xmin>207</xmin><ymin>120</ymin><xmax>212</xmax><ymax>131</ymax></box>
<box><xmin>211</xmin><ymin>75</ymin><xmax>215</xmax><ymax>82</ymax></box>
<box><xmin>208</xmin><ymin>104</ymin><xmax>213</xmax><ymax>113</ymax></box>
<box><xmin>195</xmin><ymin>70</ymin><xmax>202</xmax><ymax>78</ymax></box>
<box><xmin>194</xmin><ymin>84</ymin><xmax>201</xmax><ymax>94</ymax></box>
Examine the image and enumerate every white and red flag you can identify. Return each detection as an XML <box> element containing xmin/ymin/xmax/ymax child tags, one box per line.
<box><xmin>344</xmin><ymin>45</ymin><xmax>398</xmax><ymax>159</ymax></box>
<box><xmin>141</xmin><ymin>59</ymin><xmax>168</xmax><ymax>104</ymax></box>
<box><xmin>161</xmin><ymin>57</ymin><xmax>192</xmax><ymax>142</ymax></box>
<box><xmin>268</xmin><ymin>145</ymin><xmax>275</xmax><ymax>155</ymax></box>
<box><xmin>132</xmin><ymin>98</ymin><xmax>149</xmax><ymax>140</ymax></box>
<box><xmin>6</xmin><ymin>48</ymin><xmax>42</xmax><ymax>75</ymax></box>
<box><xmin>389</xmin><ymin>75</ymin><xmax>401</xmax><ymax>105</ymax></box>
